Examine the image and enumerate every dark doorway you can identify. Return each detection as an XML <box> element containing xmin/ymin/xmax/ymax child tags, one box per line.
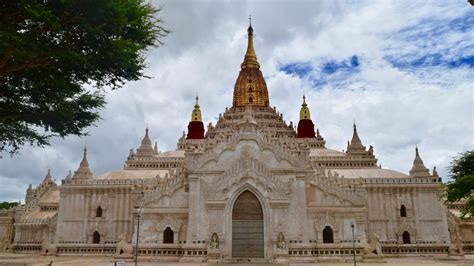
<box><xmin>232</xmin><ymin>190</ymin><xmax>264</xmax><ymax>258</ymax></box>
<box><xmin>163</xmin><ymin>227</ymin><xmax>174</xmax><ymax>244</ymax></box>
<box><xmin>402</xmin><ymin>231</ymin><xmax>411</xmax><ymax>244</ymax></box>
<box><xmin>323</xmin><ymin>226</ymin><xmax>334</xmax><ymax>243</ymax></box>
<box><xmin>92</xmin><ymin>231</ymin><xmax>100</xmax><ymax>244</ymax></box>
<box><xmin>96</xmin><ymin>206</ymin><xmax>103</xmax><ymax>217</ymax></box>
<box><xmin>400</xmin><ymin>205</ymin><xmax>407</xmax><ymax>217</ymax></box>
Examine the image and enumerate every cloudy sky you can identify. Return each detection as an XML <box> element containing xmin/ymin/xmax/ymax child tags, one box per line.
<box><xmin>1</xmin><ymin>0</ymin><xmax>473</xmax><ymax>202</ymax></box>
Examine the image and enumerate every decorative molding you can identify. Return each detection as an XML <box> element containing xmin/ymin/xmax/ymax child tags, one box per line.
<box><xmin>156</xmin><ymin>215</ymin><xmax>181</xmax><ymax>232</ymax></box>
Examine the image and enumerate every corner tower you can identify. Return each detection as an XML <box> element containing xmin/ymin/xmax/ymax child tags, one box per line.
<box><xmin>187</xmin><ymin>96</ymin><xmax>205</xmax><ymax>139</ymax></box>
<box><xmin>297</xmin><ymin>95</ymin><xmax>316</xmax><ymax>138</ymax></box>
<box><xmin>232</xmin><ymin>20</ymin><xmax>269</xmax><ymax>109</ymax></box>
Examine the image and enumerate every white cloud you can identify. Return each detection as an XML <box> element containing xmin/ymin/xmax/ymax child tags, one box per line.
<box><xmin>1</xmin><ymin>0</ymin><xmax>473</xmax><ymax>202</ymax></box>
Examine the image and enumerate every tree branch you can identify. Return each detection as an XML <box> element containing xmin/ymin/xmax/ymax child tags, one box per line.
<box><xmin>0</xmin><ymin>48</ymin><xmax>14</xmax><ymax>69</ymax></box>
<box><xmin>0</xmin><ymin>111</ymin><xmax>58</xmax><ymax>123</ymax></box>
<box><xmin>0</xmin><ymin>56</ymin><xmax>49</xmax><ymax>76</ymax></box>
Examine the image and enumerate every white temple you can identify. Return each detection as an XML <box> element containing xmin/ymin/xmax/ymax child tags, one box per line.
<box><xmin>0</xmin><ymin>22</ymin><xmax>471</xmax><ymax>263</ymax></box>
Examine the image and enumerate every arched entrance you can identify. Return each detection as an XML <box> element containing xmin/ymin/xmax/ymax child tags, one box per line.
<box><xmin>323</xmin><ymin>226</ymin><xmax>334</xmax><ymax>243</ymax></box>
<box><xmin>402</xmin><ymin>231</ymin><xmax>411</xmax><ymax>244</ymax></box>
<box><xmin>163</xmin><ymin>227</ymin><xmax>174</xmax><ymax>244</ymax></box>
<box><xmin>92</xmin><ymin>231</ymin><xmax>100</xmax><ymax>244</ymax></box>
<box><xmin>232</xmin><ymin>190</ymin><xmax>264</xmax><ymax>258</ymax></box>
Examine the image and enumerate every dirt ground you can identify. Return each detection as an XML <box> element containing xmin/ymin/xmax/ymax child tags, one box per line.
<box><xmin>0</xmin><ymin>253</ymin><xmax>474</xmax><ymax>266</ymax></box>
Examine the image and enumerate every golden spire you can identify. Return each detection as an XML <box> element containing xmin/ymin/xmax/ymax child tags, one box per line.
<box><xmin>299</xmin><ymin>94</ymin><xmax>311</xmax><ymax>120</ymax></box>
<box><xmin>191</xmin><ymin>95</ymin><xmax>202</xmax><ymax>121</ymax></box>
<box><xmin>232</xmin><ymin>18</ymin><xmax>269</xmax><ymax>108</ymax></box>
<box><xmin>241</xmin><ymin>15</ymin><xmax>260</xmax><ymax>69</ymax></box>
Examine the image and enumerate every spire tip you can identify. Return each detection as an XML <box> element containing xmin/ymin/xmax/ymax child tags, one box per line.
<box><xmin>247</xmin><ymin>14</ymin><xmax>253</xmax><ymax>34</ymax></box>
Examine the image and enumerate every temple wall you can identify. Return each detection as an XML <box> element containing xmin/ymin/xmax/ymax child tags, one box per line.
<box><xmin>15</xmin><ymin>226</ymin><xmax>48</xmax><ymax>244</ymax></box>
<box><xmin>415</xmin><ymin>190</ymin><xmax>450</xmax><ymax>243</ymax></box>
<box><xmin>0</xmin><ymin>209</ymin><xmax>15</xmax><ymax>250</ymax></box>
<box><xmin>460</xmin><ymin>224</ymin><xmax>474</xmax><ymax>243</ymax></box>
<box><xmin>366</xmin><ymin>185</ymin><xmax>449</xmax><ymax>244</ymax></box>
<box><xmin>56</xmin><ymin>186</ymin><xmax>133</xmax><ymax>244</ymax></box>
<box><xmin>133</xmin><ymin>185</ymin><xmax>189</xmax><ymax>245</ymax></box>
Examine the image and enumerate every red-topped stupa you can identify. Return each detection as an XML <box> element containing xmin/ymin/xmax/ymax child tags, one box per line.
<box><xmin>186</xmin><ymin>96</ymin><xmax>205</xmax><ymax>139</ymax></box>
<box><xmin>297</xmin><ymin>95</ymin><xmax>316</xmax><ymax>138</ymax></box>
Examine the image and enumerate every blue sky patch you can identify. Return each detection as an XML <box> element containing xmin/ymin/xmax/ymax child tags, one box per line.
<box><xmin>280</xmin><ymin>63</ymin><xmax>312</xmax><ymax>78</ymax></box>
<box><xmin>321</xmin><ymin>55</ymin><xmax>360</xmax><ymax>74</ymax></box>
<box><xmin>280</xmin><ymin>55</ymin><xmax>360</xmax><ymax>77</ymax></box>
<box><xmin>279</xmin><ymin>55</ymin><xmax>362</xmax><ymax>90</ymax></box>
<box><xmin>384</xmin><ymin>10</ymin><xmax>474</xmax><ymax>71</ymax></box>
<box><xmin>447</xmin><ymin>55</ymin><xmax>474</xmax><ymax>68</ymax></box>
<box><xmin>386</xmin><ymin>50</ymin><xmax>474</xmax><ymax>70</ymax></box>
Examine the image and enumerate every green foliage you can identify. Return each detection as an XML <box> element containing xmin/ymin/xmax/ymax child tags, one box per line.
<box><xmin>0</xmin><ymin>0</ymin><xmax>168</xmax><ymax>154</ymax></box>
<box><xmin>445</xmin><ymin>150</ymin><xmax>474</xmax><ymax>218</ymax></box>
<box><xmin>0</xmin><ymin>201</ymin><xmax>19</xmax><ymax>210</ymax></box>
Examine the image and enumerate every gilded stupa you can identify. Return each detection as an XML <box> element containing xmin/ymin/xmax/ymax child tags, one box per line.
<box><xmin>232</xmin><ymin>20</ymin><xmax>269</xmax><ymax>108</ymax></box>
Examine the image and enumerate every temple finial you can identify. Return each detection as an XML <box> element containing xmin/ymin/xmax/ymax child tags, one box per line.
<box><xmin>346</xmin><ymin>121</ymin><xmax>365</xmax><ymax>154</ymax></box>
<box><xmin>72</xmin><ymin>146</ymin><xmax>93</xmax><ymax>179</ymax></box>
<box><xmin>410</xmin><ymin>146</ymin><xmax>430</xmax><ymax>177</ymax></box>
<box><xmin>191</xmin><ymin>95</ymin><xmax>202</xmax><ymax>122</ymax></box>
<box><xmin>242</xmin><ymin>16</ymin><xmax>258</xmax><ymax>69</ymax></box>
<box><xmin>352</xmin><ymin>122</ymin><xmax>360</xmax><ymax>140</ymax></box>
<box><xmin>432</xmin><ymin>166</ymin><xmax>439</xmax><ymax>177</ymax></box>
<box><xmin>299</xmin><ymin>94</ymin><xmax>310</xmax><ymax>120</ymax></box>
<box><xmin>83</xmin><ymin>145</ymin><xmax>87</xmax><ymax>160</ymax></box>
<box><xmin>43</xmin><ymin>168</ymin><xmax>53</xmax><ymax>183</ymax></box>
<box><xmin>136</xmin><ymin>127</ymin><xmax>154</xmax><ymax>157</ymax></box>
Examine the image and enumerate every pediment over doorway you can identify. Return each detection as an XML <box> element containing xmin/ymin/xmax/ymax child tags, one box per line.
<box><xmin>201</xmin><ymin>171</ymin><xmax>294</xmax><ymax>203</ymax></box>
<box><xmin>194</xmin><ymin>132</ymin><xmax>304</xmax><ymax>171</ymax></box>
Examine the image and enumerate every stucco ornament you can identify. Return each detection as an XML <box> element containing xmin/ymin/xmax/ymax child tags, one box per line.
<box><xmin>116</xmin><ymin>234</ymin><xmax>133</xmax><ymax>256</ymax></box>
<box><xmin>207</xmin><ymin>232</ymin><xmax>222</xmax><ymax>261</ymax></box>
<box><xmin>364</xmin><ymin>233</ymin><xmax>382</xmax><ymax>256</ymax></box>
<box><xmin>276</xmin><ymin>232</ymin><xmax>287</xmax><ymax>250</ymax></box>
<box><xmin>448</xmin><ymin>228</ymin><xmax>464</xmax><ymax>256</ymax></box>
<box><xmin>396</xmin><ymin>219</ymin><xmax>416</xmax><ymax>241</ymax></box>
<box><xmin>274</xmin><ymin>232</ymin><xmax>289</xmax><ymax>261</ymax></box>
<box><xmin>156</xmin><ymin>214</ymin><xmax>181</xmax><ymax>232</ymax></box>
<box><xmin>209</xmin><ymin>233</ymin><xmax>219</xmax><ymax>250</ymax></box>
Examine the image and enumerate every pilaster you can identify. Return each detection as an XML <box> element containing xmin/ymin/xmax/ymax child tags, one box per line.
<box><xmin>186</xmin><ymin>174</ymin><xmax>199</xmax><ymax>243</ymax></box>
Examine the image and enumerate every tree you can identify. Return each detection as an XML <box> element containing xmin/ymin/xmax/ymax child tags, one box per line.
<box><xmin>0</xmin><ymin>0</ymin><xmax>168</xmax><ymax>154</ymax></box>
<box><xmin>0</xmin><ymin>201</ymin><xmax>19</xmax><ymax>210</ymax></box>
<box><xmin>445</xmin><ymin>150</ymin><xmax>474</xmax><ymax>218</ymax></box>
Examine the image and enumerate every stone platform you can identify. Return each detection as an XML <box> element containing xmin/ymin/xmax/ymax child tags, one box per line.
<box><xmin>1</xmin><ymin>253</ymin><xmax>474</xmax><ymax>266</ymax></box>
